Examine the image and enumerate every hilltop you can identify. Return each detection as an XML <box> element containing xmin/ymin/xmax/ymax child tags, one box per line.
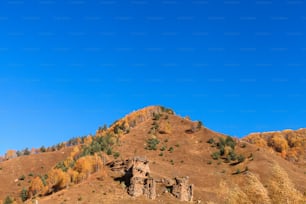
<box><xmin>0</xmin><ymin>106</ymin><xmax>305</xmax><ymax>204</ymax></box>
<box><xmin>243</xmin><ymin>128</ymin><xmax>306</xmax><ymax>168</ymax></box>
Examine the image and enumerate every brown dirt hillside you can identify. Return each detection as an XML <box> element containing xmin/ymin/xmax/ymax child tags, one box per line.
<box><xmin>1</xmin><ymin>106</ymin><xmax>306</xmax><ymax>204</ymax></box>
<box><xmin>243</xmin><ymin>129</ymin><xmax>306</xmax><ymax>167</ymax></box>
<box><xmin>0</xmin><ymin>148</ymin><xmax>72</xmax><ymax>202</ymax></box>
<box><xmin>22</xmin><ymin>106</ymin><xmax>306</xmax><ymax>204</ymax></box>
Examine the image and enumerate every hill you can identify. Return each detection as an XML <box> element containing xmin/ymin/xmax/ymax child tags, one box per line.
<box><xmin>243</xmin><ymin>128</ymin><xmax>306</xmax><ymax>168</ymax></box>
<box><xmin>0</xmin><ymin>106</ymin><xmax>305</xmax><ymax>204</ymax></box>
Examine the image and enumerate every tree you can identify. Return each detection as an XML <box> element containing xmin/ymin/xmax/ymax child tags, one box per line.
<box><xmin>5</xmin><ymin>150</ymin><xmax>17</xmax><ymax>160</ymax></box>
<box><xmin>197</xmin><ymin>121</ymin><xmax>203</xmax><ymax>129</ymax></box>
<box><xmin>40</xmin><ymin>146</ymin><xmax>46</xmax><ymax>152</ymax></box>
<box><xmin>23</xmin><ymin>148</ymin><xmax>30</xmax><ymax>155</ymax></box>
<box><xmin>47</xmin><ymin>169</ymin><xmax>69</xmax><ymax>193</ymax></box>
<box><xmin>28</xmin><ymin>176</ymin><xmax>44</xmax><ymax>197</ymax></box>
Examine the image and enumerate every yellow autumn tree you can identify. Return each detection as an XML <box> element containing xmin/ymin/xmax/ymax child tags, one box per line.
<box><xmin>67</xmin><ymin>168</ymin><xmax>79</xmax><ymax>184</ymax></box>
<box><xmin>28</xmin><ymin>176</ymin><xmax>45</xmax><ymax>197</ymax></box>
<box><xmin>267</xmin><ymin>133</ymin><xmax>288</xmax><ymax>153</ymax></box>
<box><xmin>47</xmin><ymin>169</ymin><xmax>70</xmax><ymax>193</ymax></box>
<box><xmin>74</xmin><ymin>155</ymin><xmax>103</xmax><ymax>181</ymax></box>
<box><xmin>5</xmin><ymin>150</ymin><xmax>17</xmax><ymax>159</ymax></box>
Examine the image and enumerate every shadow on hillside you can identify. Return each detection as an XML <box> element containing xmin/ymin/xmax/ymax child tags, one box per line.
<box><xmin>114</xmin><ymin>167</ymin><xmax>132</xmax><ymax>188</ymax></box>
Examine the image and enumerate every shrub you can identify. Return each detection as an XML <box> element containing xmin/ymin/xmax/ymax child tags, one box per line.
<box><xmin>159</xmin><ymin>152</ymin><xmax>163</xmax><ymax>156</ymax></box>
<box><xmin>113</xmin><ymin>152</ymin><xmax>120</xmax><ymax>159</ymax></box>
<box><xmin>211</xmin><ymin>151</ymin><xmax>220</xmax><ymax>160</ymax></box>
<box><xmin>160</xmin><ymin>145</ymin><xmax>167</xmax><ymax>151</ymax></box>
<box><xmin>145</xmin><ymin>138</ymin><xmax>160</xmax><ymax>150</ymax></box>
<box><xmin>106</xmin><ymin>148</ymin><xmax>112</xmax><ymax>155</ymax></box>
<box><xmin>153</xmin><ymin>112</ymin><xmax>161</xmax><ymax>120</ymax></box>
<box><xmin>237</xmin><ymin>155</ymin><xmax>245</xmax><ymax>163</ymax></box>
<box><xmin>168</xmin><ymin>147</ymin><xmax>174</xmax><ymax>153</ymax></box>
<box><xmin>225</xmin><ymin>136</ymin><xmax>236</xmax><ymax>149</ymax></box>
<box><xmin>19</xmin><ymin>175</ymin><xmax>25</xmax><ymax>181</ymax></box>
<box><xmin>4</xmin><ymin>196</ymin><xmax>13</xmax><ymax>204</ymax></box>
<box><xmin>197</xmin><ymin>121</ymin><xmax>203</xmax><ymax>129</ymax></box>
<box><xmin>229</xmin><ymin>150</ymin><xmax>237</xmax><ymax>161</ymax></box>
<box><xmin>207</xmin><ymin>160</ymin><xmax>212</xmax><ymax>165</ymax></box>
<box><xmin>20</xmin><ymin>188</ymin><xmax>28</xmax><ymax>201</ymax></box>
<box><xmin>207</xmin><ymin>138</ymin><xmax>215</xmax><ymax>144</ymax></box>
<box><xmin>233</xmin><ymin>169</ymin><xmax>241</xmax><ymax>175</ymax></box>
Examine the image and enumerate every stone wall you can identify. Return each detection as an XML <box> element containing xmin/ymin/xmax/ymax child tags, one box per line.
<box><xmin>172</xmin><ymin>177</ymin><xmax>193</xmax><ymax>202</ymax></box>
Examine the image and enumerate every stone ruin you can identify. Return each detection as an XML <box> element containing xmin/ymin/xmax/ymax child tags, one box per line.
<box><xmin>107</xmin><ymin>156</ymin><xmax>193</xmax><ymax>202</ymax></box>
<box><xmin>127</xmin><ymin>157</ymin><xmax>156</xmax><ymax>199</ymax></box>
<box><xmin>171</xmin><ymin>177</ymin><xmax>193</xmax><ymax>202</ymax></box>
<box><xmin>108</xmin><ymin>157</ymin><xmax>156</xmax><ymax>199</ymax></box>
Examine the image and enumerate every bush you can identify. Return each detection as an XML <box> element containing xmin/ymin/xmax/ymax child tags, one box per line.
<box><xmin>207</xmin><ymin>138</ymin><xmax>215</xmax><ymax>144</ymax></box>
<box><xmin>160</xmin><ymin>145</ymin><xmax>167</xmax><ymax>151</ymax></box>
<box><xmin>237</xmin><ymin>155</ymin><xmax>245</xmax><ymax>163</ymax></box>
<box><xmin>197</xmin><ymin>121</ymin><xmax>203</xmax><ymax>129</ymax></box>
<box><xmin>153</xmin><ymin>112</ymin><xmax>161</xmax><ymax>120</ymax></box>
<box><xmin>113</xmin><ymin>152</ymin><xmax>120</xmax><ymax>159</ymax></box>
<box><xmin>145</xmin><ymin>138</ymin><xmax>160</xmax><ymax>150</ymax></box>
<box><xmin>234</xmin><ymin>169</ymin><xmax>241</xmax><ymax>174</ymax></box>
<box><xmin>4</xmin><ymin>196</ymin><xmax>13</xmax><ymax>204</ymax></box>
<box><xmin>168</xmin><ymin>147</ymin><xmax>174</xmax><ymax>153</ymax></box>
<box><xmin>20</xmin><ymin>188</ymin><xmax>28</xmax><ymax>201</ymax></box>
<box><xmin>225</xmin><ymin>136</ymin><xmax>236</xmax><ymax>149</ymax></box>
<box><xmin>229</xmin><ymin>150</ymin><xmax>237</xmax><ymax>161</ymax></box>
<box><xmin>211</xmin><ymin>151</ymin><xmax>220</xmax><ymax>160</ymax></box>
<box><xmin>19</xmin><ymin>175</ymin><xmax>25</xmax><ymax>181</ymax></box>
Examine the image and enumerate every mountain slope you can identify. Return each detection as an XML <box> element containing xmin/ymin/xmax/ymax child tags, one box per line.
<box><xmin>0</xmin><ymin>106</ymin><xmax>305</xmax><ymax>204</ymax></box>
<box><xmin>243</xmin><ymin>128</ymin><xmax>306</xmax><ymax>167</ymax></box>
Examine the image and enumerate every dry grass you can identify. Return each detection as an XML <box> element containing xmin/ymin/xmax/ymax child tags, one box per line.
<box><xmin>242</xmin><ymin>172</ymin><xmax>271</xmax><ymax>204</ymax></box>
<box><xmin>267</xmin><ymin>164</ymin><xmax>305</xmax><ymax>204</ymax></box>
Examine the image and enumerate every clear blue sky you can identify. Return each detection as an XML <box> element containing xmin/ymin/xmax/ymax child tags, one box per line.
<box><xmin>0</xmin><ymin>0</ymin><xmax>305</xmax><ymax>155</ymax></box>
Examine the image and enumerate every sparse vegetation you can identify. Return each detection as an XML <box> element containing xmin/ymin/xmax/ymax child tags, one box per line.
<box><xmin>197</xmin><ymin>121</ymin><xmax>203</xmax><ymax>129</ymax></box>
<box><xmin>153</xmin><ymin>112</ymin><xmax>161</xmax><ymax>120</ymax></box>
<box><xmin>113</xmin><ymin>152</ymin><xmax>120</xmax><ymax>159</ymax></box>
<box><xmin>4</xmin><ymin>196</ymin><xmax>13</xmax><ymax>204</ymax></box>
<box><xmin>19</xmin><ymin>175</ymin><xmax>25</xmax><ymax>181</ymax></box>
<box><xmin>211</xmin><ymin>152</ymin><xmax>220</xmax><ymax>160</ymax></box>
<box><xmin>168</xmin><ymin>147</ymin><xmax>174</xmax><ymax>153</ymax></box>
<box><xmin>207</xmin><ymin>138</ymin><xmax>215</xmax><ymax>144</ymax></box>
<box><xmin>145</xmin><ymin>138</ymin><xmax>160</xmax><ymax>150</ymax></box>
<box><xmin>160</xmin><ymin>145</ymin><xmax>167</xmax><ymax>151</ymax></box>
<box><xmin>20</xmin><ymin>188</ymin><xmax>28</xmax><ymax>202</ymax></box>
